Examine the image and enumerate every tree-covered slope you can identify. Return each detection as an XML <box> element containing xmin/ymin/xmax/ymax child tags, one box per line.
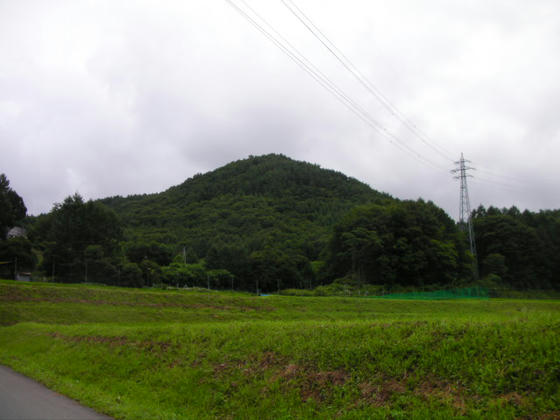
<box><xmin>99</xmin><ymin>155</ymin><xmax>393</xmax><ymax>288</ymax></box>
<box><xmin>20</xmin><ymin>155</ymin><xmax>559</xmax><ymax>292</ymax></box>
<box><xmin>103</xmin><ymin>154</ymin><xmax>389</xmax><ymax>222</ymax></box>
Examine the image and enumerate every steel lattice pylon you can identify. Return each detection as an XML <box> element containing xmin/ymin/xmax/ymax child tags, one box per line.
<box><xmin>451</xmin><ymin>153</ymin><xmax>479</xmax><ymax>280</ymax></box>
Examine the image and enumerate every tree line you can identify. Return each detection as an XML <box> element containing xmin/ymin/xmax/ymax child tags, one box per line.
<box><xmin>1</xmin><ymin>155</ymin><xmax>558</xmax><ymax>292</ymax></box>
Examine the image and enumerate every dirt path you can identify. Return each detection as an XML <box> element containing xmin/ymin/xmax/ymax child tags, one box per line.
<box><xmin>0</xmin><ymin>365</ymin><xmax>111</xmax><ymax>420</ymax></box>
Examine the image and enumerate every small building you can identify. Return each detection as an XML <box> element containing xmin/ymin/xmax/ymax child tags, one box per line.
<box><xmin>16</xmin><ymin>272</ymin><xmax>32</xmax><ymax>282</ymax></box>
<box><xmin>7</xmin><ymin>227</ymin><xmax>26</xmax><ymax>239</ymax></box>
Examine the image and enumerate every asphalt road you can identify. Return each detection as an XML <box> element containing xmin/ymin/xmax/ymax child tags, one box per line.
<box><xmin>0</xmin><ymin>365</ymin><xmax>112</xmax><ymax>420</ymax></box>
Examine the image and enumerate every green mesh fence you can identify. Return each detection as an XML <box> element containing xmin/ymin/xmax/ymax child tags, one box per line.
<box><xmin>371</xmin><ymin>287</ymin><xmax>489</xmax><ymax>300</ymax></box>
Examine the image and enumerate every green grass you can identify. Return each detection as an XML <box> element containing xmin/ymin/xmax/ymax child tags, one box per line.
<box><xmin>1</xmin><ymin>279</ymin><xmax>559</xmax><ymax>419</ymax></box>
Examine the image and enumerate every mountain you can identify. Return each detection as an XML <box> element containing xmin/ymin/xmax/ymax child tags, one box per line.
<box><xmin>100</xmin><ymin>154</ymin><xmax>393</xmax><ymax>287</ymax></box>
<box><xmin>27</xmin><ymin>154</ymin><xmax>559</xmax><ymax>292</ymax></box>
<box><xmin>101</xmin><ymin>154</ymin><xmax>392</xmax><ymax>249</ymax></box>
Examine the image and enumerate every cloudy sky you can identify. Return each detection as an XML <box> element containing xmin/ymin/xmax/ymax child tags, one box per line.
<box><xmin>1</xmin><ymin>0</ymin><xmax>559</xmax><ymax>218</ymax></box>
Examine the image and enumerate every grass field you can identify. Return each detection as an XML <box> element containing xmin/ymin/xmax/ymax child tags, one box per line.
<box><xmin>0</xmin><ymin>280</ymin><xmax>559</xmax><ymax>419</ymax></box>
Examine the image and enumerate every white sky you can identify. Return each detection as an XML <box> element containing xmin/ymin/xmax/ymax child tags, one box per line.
<box><xmin>1</xmin><ymin>0</ymin><xmax>559</xmax><ymax>218</ymax></box>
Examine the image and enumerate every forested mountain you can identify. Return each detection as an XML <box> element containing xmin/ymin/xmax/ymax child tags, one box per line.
<box><xmin>6</xmin><ymin>155</ymin><xmax>558</xmax><ymax>292</ymax></box>
<box><xmin>101</xmin><ymin>154</ymin><xmax>390</xmax><ymax>243</ymax></box>
<box><xmin>99</xmin><ymin>154</ymin><xmax>393</xmax><ymax>289</ymax></box>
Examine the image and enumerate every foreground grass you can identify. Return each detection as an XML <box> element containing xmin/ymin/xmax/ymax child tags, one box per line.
<box><xmin>1</xmin><ymin>280</ymin><xmax>559</xmax><ymax>419</ymax></box>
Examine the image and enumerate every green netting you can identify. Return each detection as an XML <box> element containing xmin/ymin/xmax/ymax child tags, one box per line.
<box><xmin>371</xmin><ymin>287</ymin><xmax>489</xmax><ymax>300</ymax></box>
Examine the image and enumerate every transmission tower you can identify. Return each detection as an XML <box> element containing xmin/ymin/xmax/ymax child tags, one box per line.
<box><xmin>451</xmin><ymin>153</ymin><xmax>479</xmax><ymax>280</ymax></box>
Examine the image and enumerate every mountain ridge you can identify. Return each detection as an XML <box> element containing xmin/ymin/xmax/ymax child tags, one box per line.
<box><xmin>101</xmin><ymin>154</ymin><xmax>388</xmax><ymax>207</ymax></box>
<box><xmin>99</xmin><ymin>154</ymin><xmax>392</xmax><ymax>239</ymax></box>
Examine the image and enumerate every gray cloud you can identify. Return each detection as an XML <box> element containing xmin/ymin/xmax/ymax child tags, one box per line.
<box><xmin>1</xmin><ymin>0</ymin><xmax>559</xmax><ymax>218</ymax></box>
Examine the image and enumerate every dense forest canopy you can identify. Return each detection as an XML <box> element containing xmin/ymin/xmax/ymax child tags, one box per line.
<box><xmin>97</xmin><ymin>154</ymin><xmax>394</xmax><ymax>290</ymax></box>
<box><xmin>0</xmin><ymin>173</ymin><xmax>32</xmax><ymax>278</ymax></box>
<box><xmin>472</xmin><ymin>205</ymin><xmax>560</xmax><ymax>290</ymax></box>
<box><xmin>31</xmin><ymin>194</ymin><xmax>123</xmax><ymax>284</ymax></box>
<box><xmin>1</xmin><ymin>156</ymin><xmax>559</xmax><ymax>292</ymax></box>
<box><xmin>0</xmin><ymin>173</ymin><xmax>26</xmax><ymax>236</ymax></box>
<box><xmin>327</xmin><ymin>200</ymin><xmax>473</xmax><ymax>288</ymax></box>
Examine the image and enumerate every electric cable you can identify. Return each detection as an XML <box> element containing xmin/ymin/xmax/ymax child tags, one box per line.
<box><xmin>225</xmin><ymin>0</ymin><xmax>449</xmax><ymax>171</ymax></box>
<box><xmin>280</xmin><ymin>0</ymin><xmax>455</xmax><ymax>162</ymax></box>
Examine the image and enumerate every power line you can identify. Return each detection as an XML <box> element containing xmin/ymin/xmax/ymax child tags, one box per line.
<box><xmin>475</xmin><ymin>167</ymin><xmax>525</xmax><ymax>183</ymax></box>
<box><xmin>230</xmin><ymin>1</ymin><xmax>529</xmax><ymax>189</ymax></box>
<box><xmin>235</xmin><ymin>0</ymin><xmax>371</xmax><ymax>124</ymax></box>
<box><xmin>228</xmin><ymin>0</ymin><xmax>446</xmax><ymax>170</ymax></box>
<box><xmin>279</xmin><ymin>0</ymin><xmax>455</xmax><ymax>163</ymax></box>
<box><xmin>284</xmin><ymin>0</ymin><xmax>534</xmax><ymax>188</ymax></box>
<box><xmin>469</xmin><ymin>175</ymin><xmax>522</xmax><ymax>191</ymax></box>
<box><xmin>225</xmin><ymin>0</ymin><xmax>449</xmax><ymax>172</ymax></box>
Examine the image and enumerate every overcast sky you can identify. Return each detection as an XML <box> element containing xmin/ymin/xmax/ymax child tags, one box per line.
<box><xmin>1</xmin><ymin>0</ymin><xmax>559</xmax><ymax>219</ymax></box>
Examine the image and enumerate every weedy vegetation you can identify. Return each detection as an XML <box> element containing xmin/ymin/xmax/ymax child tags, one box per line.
<box><xmin>0</xmin><ymin>279</ymin><xmax>559</xmax><ymax>419</ymax></box>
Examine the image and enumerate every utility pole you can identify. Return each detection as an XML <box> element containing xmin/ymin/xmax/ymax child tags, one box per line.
<box><xmin>451</xmin><ymin>153</ymin><xmax>479</xmax><ymax>280</ymax></box>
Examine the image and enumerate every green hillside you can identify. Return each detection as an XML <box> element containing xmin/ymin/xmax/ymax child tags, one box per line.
<box><xmin>13</xmin><ymin>155</ymin><xmax>559</xmax><ymax>292</ymax></box>
<box><xmin>23</xmin><ymin>155</ymin><xmax>474</xmax><ymax>292</ymax></box>
<box><xmin>101</xmin><ymin>154</ymin><xmax>391</xmax><ymax>247</ymax></box>
<box><xmin>98</xmin><ymin>154</ymin><xmax>393</xmax><ymax>289</ymax></box>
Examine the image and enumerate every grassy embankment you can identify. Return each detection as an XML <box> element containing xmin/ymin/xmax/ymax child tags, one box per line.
<box><xmin>0</xmin><ymin>279</ymin><xmax>559</xmax><ymax>419</ymax></box>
